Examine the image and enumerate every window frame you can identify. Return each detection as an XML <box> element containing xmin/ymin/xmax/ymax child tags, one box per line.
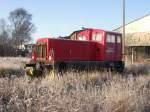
<box><xmin>92</xmin><ymin>33</ymin><xmax>103</xmax><ymax>41</ymax></box>
<box><xmin>78</xmin><ymin>35</ymin><xmax>86</xmax><ymax>41</ymax></box>
<box><xmin>106</xmin><ymin>34</ymin><xmax>111</xmax><ymax>43</ymax></box>
<box><xmin>117</xmin><ymin>35</ymin><xmax>121</xmax><ymax>44</ymax></box>
<box><xmin>106</xmin><ymin>34</ymin><xmax>116</xmax><ymax>44</ymax></box>
<box><xmin>36</xmin><ymin>42</ymin><xmax>47</xmax><ymax>58</ymax></box>
<box><xmin>111</xmin><ymin>35</ymin><xmax>115</xmax><ymax>43</ymax></box>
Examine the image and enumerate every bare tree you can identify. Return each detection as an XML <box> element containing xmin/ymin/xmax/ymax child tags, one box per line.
<box><xmin>0</xmin><ymin>19</ymin><xmax>15</xmax><ymax>56</ymax></box>
<box><xmin>0</xmin><ymin>19</ymin><xmax>9</xmax><ymax>43</ymax></box>
<box><xmin>9</xmin><ymin>8</ymin><xmax>35</xmax><ymax>46</ymax></box>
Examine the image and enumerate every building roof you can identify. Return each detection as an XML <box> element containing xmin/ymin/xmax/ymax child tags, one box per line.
<box><xmin>114</xmin><ymin>13</ymin><xmax>150</xmax><ymax>31</ymax></box>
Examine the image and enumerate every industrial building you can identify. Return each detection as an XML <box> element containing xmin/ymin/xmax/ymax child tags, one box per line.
<box><xmin>114</xmin><ymin>14</ymin><xmax>150</xmax><ymax>61</ymax></box>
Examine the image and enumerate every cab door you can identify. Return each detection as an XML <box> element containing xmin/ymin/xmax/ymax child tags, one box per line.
<box><xmin>105</xmin><ymin>33</ymin><xmax>116</xmax><ymax>61</ymax></box>
<box><xmin>116</xmin><ymin>35</ymin><xmax>122</xmax><ymax>60</ymax></box>
<box><xmin>92</xmin><ymin>31</ymin><xmax>103</xmax><ymax>60</ymax></box>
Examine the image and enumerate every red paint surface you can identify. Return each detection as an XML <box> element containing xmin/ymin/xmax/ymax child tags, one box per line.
<box><xmin>35</xmin><ymin>29</ymin><xmax>122</xmax><ymax>62</ymax></box>
<box><xmin>48</xmin><ymin>39</ymin><xmax>96</xmax><ymax>61</ymax></box>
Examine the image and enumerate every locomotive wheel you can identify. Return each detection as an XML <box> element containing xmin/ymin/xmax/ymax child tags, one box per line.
<box><xmin>43</xmin><ymin>68</ymin><xmax>49</xmax><ymax>75</ymax></box>
<box><xmin>114</xmin><ymin>64</ymin><xmax>124</xmax><ymax>73</ymax></box>
<box><xmin>58</xmin><ymin>63</ymin><xmax>67</xmax><ymax>76</ymax></box>
<box><xmin>34</xmin><ymin>63</ymin><xmax>44</xmax><ymax>77</ymax></box>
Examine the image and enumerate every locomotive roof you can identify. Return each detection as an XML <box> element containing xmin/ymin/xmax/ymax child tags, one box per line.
<box><xmin>69</xmin><ymin>28</ymin><xmax>101</xmax><ymax>35</ymax></box>
<box><xmin>36</xmin><ymin>28</ymin><xmax>122</xmax><ymax>42</ymax></box>
<box><xmin>36</xmin><ymin>37</ymin><xmax>94</xmax><ymax>43</ymax></box>
<box><xmin>69</xmin><ymin>28</ymin><xmax>122</xmax><ymax>36</ymax></box>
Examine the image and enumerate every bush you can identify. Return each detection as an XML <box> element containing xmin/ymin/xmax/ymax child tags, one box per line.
<box><xmin>0</xmin><ymin>43</ymin><xmax>16</xmax><ymax>57</ymax></box>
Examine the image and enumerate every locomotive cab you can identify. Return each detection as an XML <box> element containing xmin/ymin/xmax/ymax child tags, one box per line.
<box><xmin>69</xmin><ymin>29</ymin><xmax>124</xmax><ymax>71</ymax></box>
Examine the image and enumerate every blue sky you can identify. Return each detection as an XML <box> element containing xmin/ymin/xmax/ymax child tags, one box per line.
<box><xmin>0</xmin><ymin>0</ymin><xmax>150</xmax><ymax>41</ymax></box>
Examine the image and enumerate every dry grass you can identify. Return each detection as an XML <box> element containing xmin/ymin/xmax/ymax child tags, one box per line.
<box><xmin>0</xmin><ymin>57</ymin><xmax>150</xmax><ymax>112</ymax></box>
<box><xmin>0</xmin><ymin>57</ymin><xmax>30</xmax><ymax>77</ymax></box>
<box><xmin>0</xmin><ymin>57</ymin><xmax>30</xmax><ymax>69</ymax></box>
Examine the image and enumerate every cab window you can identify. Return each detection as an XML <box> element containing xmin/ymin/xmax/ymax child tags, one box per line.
<box><xmin>42</xmin><ymin>45</ymin><xmax>46</xmax><ymax>58</ymax></box>
<box><xmin>36</xmin><ymin>45</ymin><xmax>41</xmax><ymax>58</ymax></box>
<box><xmin>71</xmin><ymin>34</ymin><xmax>76</xmax><ymax>40</ymax></box>
<box><xmin>106</xmin><ymin>34</ymin><xmax>115</xmax><ymax>43</ymax></box>
<box><xmin>36</xmin><ymin>43</ymin><xmax>47</xmax><ymax>58</ymax></box>
<box><xmin>111</xmin><ymin>35</ymin><xmax>115</xmax><ymax>43</ymax></box>
<box><xmin>106</xmin><ymin>34</ymin><xmax>111</xmax><ymax>43</ymax></box>
<box><xmin>78</xmin><ymin>36</ymin><xmax>86</xmax><ymax>41</ymax></box>
<box><xmin>92</xmin><ymin>33</ymin><xmax>102</xmax><ymax>41</ymax></box>
<box><xmin>117</xmin><ymin>35</ymin><xmax>121</xmax><ymax>43</ymax></box>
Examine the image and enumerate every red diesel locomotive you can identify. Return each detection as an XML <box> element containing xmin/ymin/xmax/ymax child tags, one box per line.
<box><xmin>26</xmin><ymin>28</ymin><xmax>124</xmax><ymax>76</ymax></box>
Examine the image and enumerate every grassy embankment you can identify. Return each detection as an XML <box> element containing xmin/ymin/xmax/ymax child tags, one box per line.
<box><xmin>0</xmin><ymin>57</ymin><xmax>149</xmax><ymax>112</ymax></box>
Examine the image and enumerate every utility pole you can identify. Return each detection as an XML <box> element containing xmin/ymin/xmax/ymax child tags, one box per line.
<box><xmin>123</xmin><ymin>0</ymin><xmax>126</xmax><ymax>60</ymax></box>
